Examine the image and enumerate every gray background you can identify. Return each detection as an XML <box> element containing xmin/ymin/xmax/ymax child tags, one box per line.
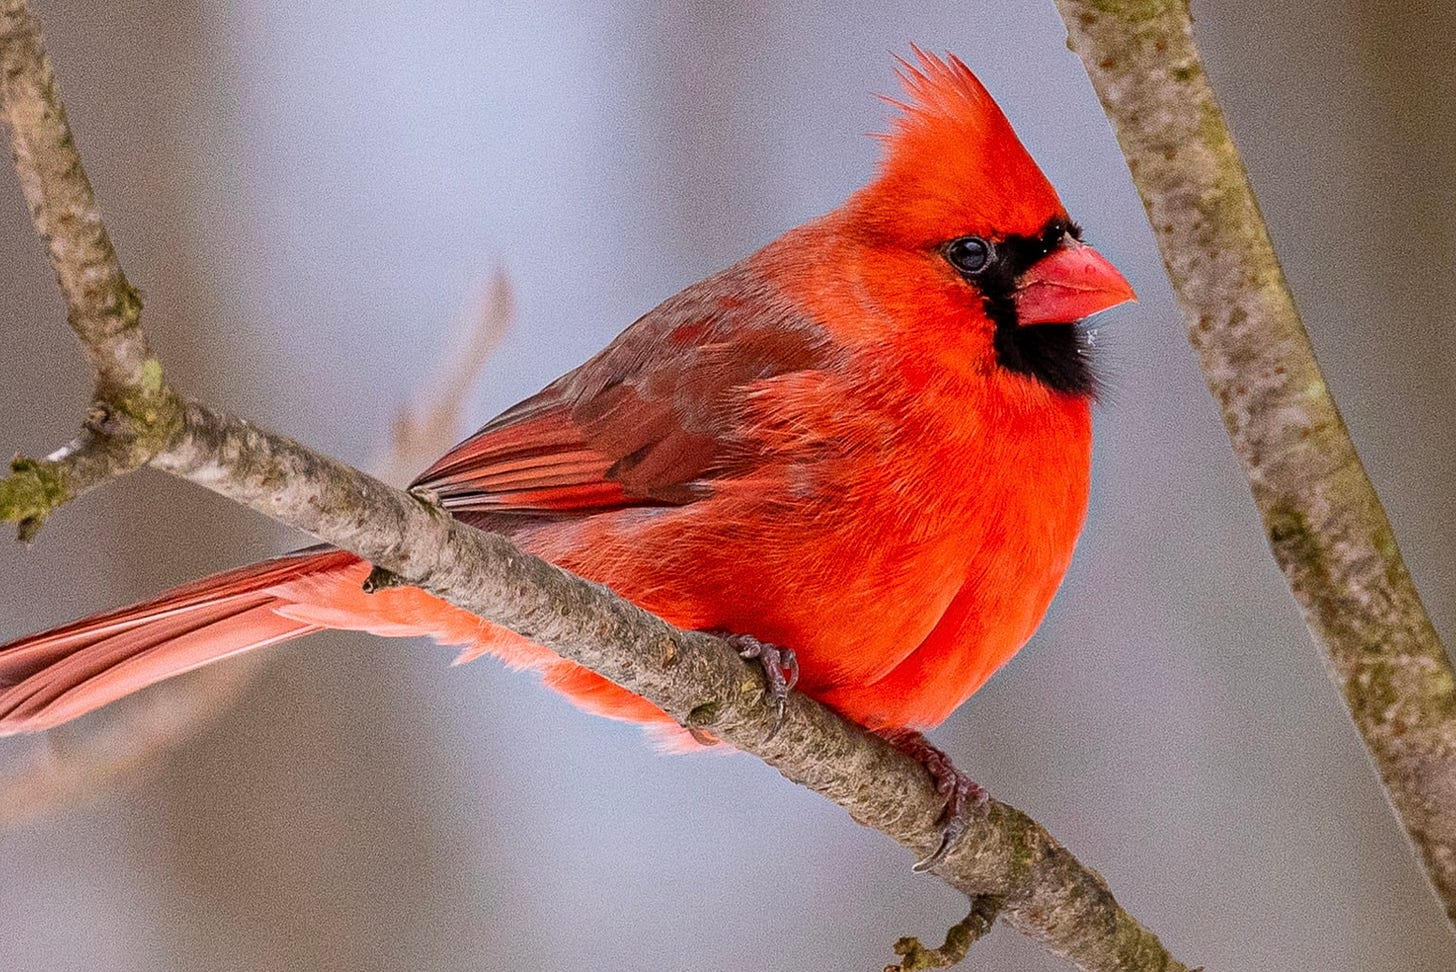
<box><xmin>2</xmin><ymin>1</ymin><xmax>1454</xmax><ymax>969</ymax></box>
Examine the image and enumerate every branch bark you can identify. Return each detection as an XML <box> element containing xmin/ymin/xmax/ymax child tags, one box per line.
<box><xmin>0</xmin><ymin>2</ymin><xmax>1191</xmax><ymax>969</ymax></box>
<box><xmin>1055</xmin><ymin>0</ymin><xmax>1456</xmax><ymax>930</ymax></box>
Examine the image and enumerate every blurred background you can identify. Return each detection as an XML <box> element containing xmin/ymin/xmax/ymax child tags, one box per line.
<box><xmin>2</xmin><ymin>1</ymin><xmax>1454</xmax><ymax>969</ymax></box>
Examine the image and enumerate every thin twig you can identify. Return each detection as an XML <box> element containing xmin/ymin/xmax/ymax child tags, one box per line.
<box><xmin>1055</xmin><ymin>0</ymin><xmax>1456</xmax><ymax>930</ymax></box>
<box><xmin>885</xmin><ymin>896</ymin><xmax>1003</xmax><ymax>971</ymax></box>
<box><xmin>0</xmin><ymin>658</ymin><xmax>261</xmax><ymax>828</ymax></box>
<box><xmin>376</xmin><ymin>268</ymin><xmax>514</xmax><ymax>487</ymax></box>
<box><xmin>0</xmin><ymin>3</ymin><xmax>1191</xmax><ymax>969</ymax></box>
<box><xmin>3</xmin><ymin>411</ymin><xmax>152</xmax><ymax>541</ymax></box>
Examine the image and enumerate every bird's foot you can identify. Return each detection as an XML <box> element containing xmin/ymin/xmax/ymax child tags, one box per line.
<box><xmin>713</xmin><ymin>631</ymin><xmax>799</xmax><ymax>740</ymax></box>
<box><xmin>879</xmin><ymin>729</ymin><xmax>988</xmax><ymax>872</ymax></box>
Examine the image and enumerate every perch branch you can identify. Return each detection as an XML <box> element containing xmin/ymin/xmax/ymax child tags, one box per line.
<box><xmin>1056</xmin><ymin>0</ymin><xmax>1456</xmax><ymax>928</ymax></box>
<box><xmin>0</xmin><ymin>2</ymin><xmax>1191</xmax><ymax>969</ymax></box>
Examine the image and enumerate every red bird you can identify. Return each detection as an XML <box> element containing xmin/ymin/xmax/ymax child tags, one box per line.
<box><xmin>0</xmin><ymin>51</ymin><xmax>1132</xmax><ymax>865</ymax></box>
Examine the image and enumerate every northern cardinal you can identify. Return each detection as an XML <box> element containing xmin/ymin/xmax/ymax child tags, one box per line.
<box><xmin>0</xmin><ymin>50</ymin><xmax>1132</xmax><ymax>865</ymax></box>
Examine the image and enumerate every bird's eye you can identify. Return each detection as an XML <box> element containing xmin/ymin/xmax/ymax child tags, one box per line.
<box><xmin>946</xmin><ymin>236</ymin><xmax>993</xmax><ymax>275</ymax></box>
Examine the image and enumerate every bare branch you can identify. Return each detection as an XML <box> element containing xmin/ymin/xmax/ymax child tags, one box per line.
<box><xmin>151</xmin><ymin>403</ymin><xmax>1186</xmax><ymax>972</ymax></box>
<box><xmin>1056</xmin><ymin>0</ymin><xmax>1456</xmax><ymax>929</ymax></box>
<box><xmin>0</xmin><ymin>2</ymin><xmax>1193</xmax><ymax>969</ymax></box>
<box><xmin>886</xmin><ymin>896</ymin><xmax>1003</xmax><ymax>971</ymax></box>
<box><xmin>1</xmin><ymin>0</ymin><xmax>146</xmax><ymax>389</ymax></box>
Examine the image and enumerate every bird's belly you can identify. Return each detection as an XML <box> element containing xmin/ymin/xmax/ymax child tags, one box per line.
<box><xmin>529</xmin><ymin>503</ymin><xmax>951</xmax><ymax>659</ymax></box>
<box><xmin>522</xmin><ymin>506</ymin><xmax>1007</xmax><ymax>723</ymax></box>
<box><xmin>518</xmin><ymin>432</ymin><xmax>1087</xmax><ymax>733</ymax></box>
<box><xmin>813</xmin><ymin>550</ymin><xmax>1071</xmax><ymax>729</ymax></box>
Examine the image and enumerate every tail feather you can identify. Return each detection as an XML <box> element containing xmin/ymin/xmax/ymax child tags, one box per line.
<box><xmin>0</xmin><ymin>545</ymin><xmax>685</xmax><ymax>739</ymax></box>
<box><xmin>0</xmin><ymin>549</ymin><xmax>357</xmax><ymax>735</ymax></box>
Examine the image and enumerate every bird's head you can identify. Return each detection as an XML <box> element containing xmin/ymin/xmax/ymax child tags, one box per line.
<box><xmin>830</xmin><ymin>48</ymin><xmax>1135</xmax><ymax>398</ymax></box>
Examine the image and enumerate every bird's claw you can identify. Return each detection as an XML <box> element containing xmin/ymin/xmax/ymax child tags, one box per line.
<box><xmin>717</xmin><ymin>632</ymin><xmax>798</xmax><ymax>740</ymax></box>
<box><xmin>880</xmin><ymin>729</ymin><xmax>988</xmax><ymax>872</ymax></box>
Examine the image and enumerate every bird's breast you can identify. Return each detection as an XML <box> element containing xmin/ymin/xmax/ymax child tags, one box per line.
<box><xmin>522</xmin><ymin>365</ymin><xmax>1092</xmax><ymax>731</ymax></box>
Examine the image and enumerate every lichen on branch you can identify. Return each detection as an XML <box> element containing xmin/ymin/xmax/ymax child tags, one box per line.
<box><xmin>1</xmin><ymin>456</ymin><xmax>68</xmax><ymax>541</ymax></box>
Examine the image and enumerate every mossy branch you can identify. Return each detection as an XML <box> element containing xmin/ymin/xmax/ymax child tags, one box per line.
<box><xmin>1056</xmin><ymin>0</ymin><xmax>1456</xmax><ymax>930</ymax></box>
<box><xmin>1</xmin><ymin>456</ymin><xmax>68</xmax><ymax>541</ymax></box>
<box><xmin>1</xmin><ymin>0</ymin><xmax>184</xmax><ymax>539</ymax></box>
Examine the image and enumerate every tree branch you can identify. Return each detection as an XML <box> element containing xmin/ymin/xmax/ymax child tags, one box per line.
<box><xmin>886</xmin><ymin>896</ymin><xmax>1004</xmax><ymax>971</ymax></box>
<box><xmin>0</xmin><ymin>2</ymin><xmax>1191</xmax><ymax>969</ymax></box>
<box><xmin>1055</xmin><ymin>0</ymin><xmax>1456</xmax><ymax>930</ymax></box>
<box><xmin>147</xmin><ymin>400</ymin><xmax>1187</xmax><ymax>972</ymax></box>
<box><xmin>0</xmin><ymin>0</ymin><xmax>183</xmax><ymax>531</ymax></box>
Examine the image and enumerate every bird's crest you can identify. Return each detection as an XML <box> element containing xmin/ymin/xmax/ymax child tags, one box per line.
<box><xmin>853</xmin><ymin>47</ymin><xmax>1064</xmax><ymax>241</ymax></box>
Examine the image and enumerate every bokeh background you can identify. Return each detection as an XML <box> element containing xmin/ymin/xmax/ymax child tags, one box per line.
<box><xmin>2</xmin><ymin>1</ymin><xmax>1455</xmax><ymax>969</ymax></box>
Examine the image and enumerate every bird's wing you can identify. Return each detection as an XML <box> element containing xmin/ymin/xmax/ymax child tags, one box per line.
<box><xmin>411</xmin><ymin>264</ymin><xmax>834</xmax><ymax>518</ymax></box>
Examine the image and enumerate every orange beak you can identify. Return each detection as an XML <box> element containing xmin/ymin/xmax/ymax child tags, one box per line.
<box><xmin>1013</xmin><ymin>241</ymin><xmax>1136</xmax><ymax>326</ymax></box>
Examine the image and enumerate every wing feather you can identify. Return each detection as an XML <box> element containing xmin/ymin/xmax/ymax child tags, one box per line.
<box><xmin>412</xmin><ymin>262</ymin><xmax>834</xmax><ymax>518</ymax></box>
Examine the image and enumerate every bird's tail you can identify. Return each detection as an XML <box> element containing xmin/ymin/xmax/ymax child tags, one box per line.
<box><xmin>1</xmin><ymin>544</ymin><xmax>683</xmax><ymax>739</ymax></box>
<box><xmin>0</xmin><ymin>548</ymin><xmax>366</xmax><ymax>735</ymax></box>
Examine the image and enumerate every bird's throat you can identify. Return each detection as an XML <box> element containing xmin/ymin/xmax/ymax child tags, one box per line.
<box><xmin>991</xmin><ymin>320</ymin><xmax>1097</xmax><ymax>398</ymax></box>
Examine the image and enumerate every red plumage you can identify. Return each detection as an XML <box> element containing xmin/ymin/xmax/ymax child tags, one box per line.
<box><xmin>0</xmin><ymin>51</ymin><xmax>1133</xmax><ymax>749</ymax></box>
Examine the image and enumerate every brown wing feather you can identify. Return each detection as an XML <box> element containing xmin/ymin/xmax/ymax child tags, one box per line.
<box><xmin>411</xmin><ymin>261</ymin><xmax>833</xmax><ymax>517</ymax></box>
